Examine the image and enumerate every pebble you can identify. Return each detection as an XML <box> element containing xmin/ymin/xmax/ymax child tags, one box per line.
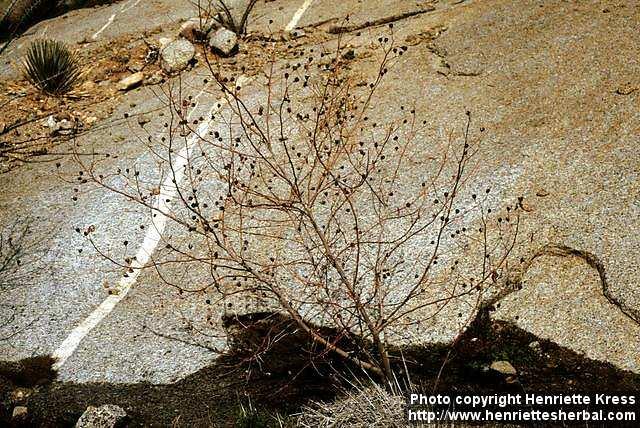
<box><xmin>490</xmin><ymin>360</ymin><xmax>517</xmax><ymax>375</ymax></box>
<box><xmin>117</xmin><ymin>72</ymin><xmax>144</xmax><ymax>91</ymax></box>
<box><xmin>76</xmin><ymin>404</ymin><xmax>127</xmax><ymax>428</ymax></box>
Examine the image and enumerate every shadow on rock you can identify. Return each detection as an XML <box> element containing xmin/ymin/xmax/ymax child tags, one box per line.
<box><xmin>1</xmin><ymin>311</ymin><xmax>639</xmax><ymax>426</ymax></box>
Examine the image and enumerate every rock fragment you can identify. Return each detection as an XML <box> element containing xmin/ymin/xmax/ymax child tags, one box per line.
<box><xmin>75</xmin><ymin>404</ymin><xmax>127</xmax><ymax>428</ymax></box>
<box><xmin>490</xmin><ymin>360</ymin><xmax>517</xmax><ymax>375</ymax></box>
<box><xmin>342</xmin><ymin>49</ymin><xmax>356</xmax><ymax>60</ymax></box>
<box><xmin>208</xmin><ymin>28</ymin><xmax>238</xmax><ymax>57</ymax></box>
<box><xmin>12</xmin><ymin>406</ymin><xmax>28</xmax><ymax>422</ymax></box>
<box><xmin>116</xmin><ymin>72</ymin><xmax>144</xmax><ymax>91</ymax></box>
<box><xmin>47</xmin><ymin>115</ymin><xmax>79</xmax><ymax>136</ymax></box>
<box><xmin>160</xmin><ymin>38</ymin><xmax>195</xmax><ymax>74</ymax></box>
<box><xmin>529</xmin><ymin>341</ymin><xmax>542</xmax><ymax>353</ymax></box>
<box><xmin>144</xmin><ymin>71</ymin><xmax>164</xmax><ymax>86</ymax></box>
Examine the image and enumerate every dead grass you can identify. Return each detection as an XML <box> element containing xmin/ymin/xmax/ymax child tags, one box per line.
<box><xmin>296</xmin><ymin>379</ymin><xmax>407</xmax><ymax>428</ymax></box>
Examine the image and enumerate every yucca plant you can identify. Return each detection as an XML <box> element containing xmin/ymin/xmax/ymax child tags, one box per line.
<box><xmin>22</xmin><ymin>39</ymin><xmax>82</xmax><ymax>95</ymax></box>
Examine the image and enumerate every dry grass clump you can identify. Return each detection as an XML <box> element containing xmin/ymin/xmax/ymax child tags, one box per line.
<box><xmin>296</xmin><ymin>382</ymin><xmax>521</xmax><ymax>428</ymax></box>
<box><xmin>296</xmin><ymin>381</ymin><xmax>406</xmax><ymax>428</ymax></box>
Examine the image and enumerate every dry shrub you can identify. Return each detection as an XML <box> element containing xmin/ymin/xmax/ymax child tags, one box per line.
<box><xmin>75</xmin><ymin>27</ymin><xmax>521</xmax><ymax>385</ymax></box>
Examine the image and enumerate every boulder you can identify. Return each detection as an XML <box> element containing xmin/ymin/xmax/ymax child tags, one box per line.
<box><xmin>160</xmin><ymin>38</ymin><xmax>195</xmax><ymax>74</ymax></box>
<box><xmin>75</xmin><ymin>404</ymin><xmax>127</xmax><ymax>428</ymax></box>
<box><xmin>208</xmin><ymin>28</ymin><xmax>238</xmax><ymax>57</ymax></box>
<box><xmin>116</xmin><ymin>72</ymin><xmax>144</xmax><ymax>91</ymax></box>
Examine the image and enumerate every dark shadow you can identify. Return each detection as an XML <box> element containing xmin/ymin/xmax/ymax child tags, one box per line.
<box><xmin>0</xmin><ymin>355</ymin><xmax>57</xmax><ymax>387</ymax></box>
<box><xmin>1</xmin><ymin>310</ymin><xmax>639</xmax><ymax>427</ymax></box>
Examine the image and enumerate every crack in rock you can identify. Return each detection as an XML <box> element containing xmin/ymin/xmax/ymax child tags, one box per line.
<box><xmin>484</xmin><ymin>243</ymin><xmax>639</xmax><ymax>327</ymax></box>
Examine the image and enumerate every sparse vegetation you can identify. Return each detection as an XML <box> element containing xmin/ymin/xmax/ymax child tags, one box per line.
<box><xmin>297</xmin><ymin>381</ymin><xmax>406</xmax><ymax>428</ymax></box>
<box><xmin>234</xmin><ymin>399</ymin><xmax>285</xmax><ymax>428</ymax></box>
<box><xmin>2</xmin><ymin>1</ymin><xmax>636</xmax><ymax>426</ymax></box>
<box><xmin>22</xmin><ymin>39</ymin><xmax>82</xmax><ymax>95</ymax></box>
<box><xmin>78</xmin><ymin>28</ymin><xmax>521</xmax><ymax>386</ymax></box>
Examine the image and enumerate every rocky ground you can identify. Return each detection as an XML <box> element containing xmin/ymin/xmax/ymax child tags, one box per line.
<box><xmin>0</xmin><ymin>0</ymin><xmax>639</xmax><ymax>426</ymax></box>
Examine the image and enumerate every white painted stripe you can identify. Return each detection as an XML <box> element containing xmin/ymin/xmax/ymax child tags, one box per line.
<box><xmin>52</xmin><ymin>77</ymin><xmax>249</xmax><ymax>369</ymax></box>
<box><xmin>92</xmin><ymin>13</ymin><xmax>115</xmax><ymax>40</ymax></box>
<box><xmin>121</xmin><ymin>0</ymin><xmax>142</xmax><ymax>13</ymax></box>
<box><xmin>285</xmin><ymin>0</ymin><xmax>314</xmax><ymax>31</ymax></box>
<box><xmin>90</xmin><ymin>0</ymin><xmax>142</xmax><ymax>40</ymax></box>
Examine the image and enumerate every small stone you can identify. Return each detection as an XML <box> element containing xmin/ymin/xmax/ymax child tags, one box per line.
<box><xmin>47</xmin><ymin>115</ymin><xmax>68</xmax><ymax>135</ymax></box>
<box><xmin>58</xmin><ymin>119</ymin><xmax>75</xmax><ymax>130</ymax></box>
<box><xmin>535</xmin><ymin>188</ymin><xmax>549</xmax><ymax>197</ymax></box>
<box><xmin>47</xmin><ymin>116</ymin><xmax>77</xmax><ymax>135</ymax></box>
<box><xmin>160</xmin><ymin>38</ymin><xmax>196</xmax><ymax>74</ymax></box>
<box><xmin>117</xmin><ymin>72</ymin><xmax>144</xmax><ymax>91</ymax></box>
<box><xmin>180</xmin><ymin>20</ymin><xmax>202</xmax><ymax>42</ymax></box>
<box><xmin>208</xmin><ymin>27</ymin><xmax>238</xmax><ymax>57</ymax></box>
<box><xmin>529</xmin><ymin>341</ymin><xmax>542</xmax><ymax>353</ymax></box>
<box><xmin>129</xmin><ymin>63</ymin><xmax>144</xmax><ymax>72</ymax></box>
<box><xmin>144</xmin><ymin>43</ymin><xmax>159</xmax><ymax>64</ymax></box>
<box><xmin>490</xmin><ymin>360</ymin><xmax>517</xmax><ymax>375</ymax></box>
<box><xmin>46</xmin><ymin>116</ymin><xmax>57</xmax><ymax>128</ymax></box>
<box><xmin>76</xmin><ymin>404</ymin><xmax>126</xmax><ymax>428</ymax></box>
<box><xmin>12</xmin><ymin>406</ymin><xmax>28</xmax><ymax>421</ymax></box>
<box><xmin>144</xmin><ymin>71</ymin><xmax>164</xmax><ymax>86</ymax></box>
